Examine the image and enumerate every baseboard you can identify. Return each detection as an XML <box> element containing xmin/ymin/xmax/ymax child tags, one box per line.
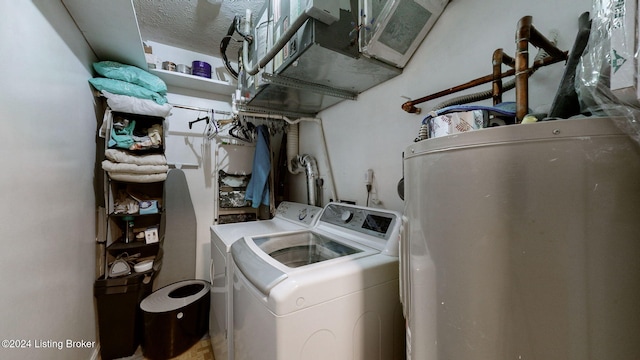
<box><xmin>89</xmin><ymin>344</ymin><xmax>100</xmax><ymax>360</ymax></box>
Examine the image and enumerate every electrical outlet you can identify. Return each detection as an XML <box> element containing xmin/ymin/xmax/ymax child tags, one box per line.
<box><xmin>364</xmin><ymin>169</ymin><xmax>373</xmax><ymax>185</ymax></box>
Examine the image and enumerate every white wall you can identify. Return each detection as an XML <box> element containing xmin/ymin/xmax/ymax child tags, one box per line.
<box><xmin>0</xmin><ymin>1</ymin><xmax>98</xmax><ymax>360</ymax></box>
<box><xmin>296</xmin><ymin>0</ymin><xmax>593</xmax><ymax>213</ymax></box>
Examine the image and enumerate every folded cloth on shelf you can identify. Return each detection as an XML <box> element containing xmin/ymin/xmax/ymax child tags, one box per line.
<box><xmin>105</xmin><ymin>149</ymin><xmax>167</xmax><ymax>166</ymax></box>
<box><xmin>102</xmin><ymin>160</ymin><xmax>168</xmax><ymax>174</ymax></box>
<box><xmin>147</xmin><ymin>124</ymin><xmax>163</xmax><ymax>147</ymax></box>
<box><xmin>104</xmin><ymin>149</ymin><xmax>167</xmax><ymax>165</ymax></box>
<box><xmin>109</xmin><ymin>119</ymin><xmax>136</xmax><ymax>149</ymax></box>
<box><xmin>107</xmin><ymin>172</ymin><xmax>167</xmax><ymax>183</ymax></box>
<box><xmin>102</xmin><ymin>91</ymin><xmax>172</xmax><ymax>118</ymax></box>
<box><xmin>245</xmin><ymin>125</ymin><xmax>271</xmax><ymax>208</ymax></box>
<box><xmin>103</xmin><ymin>148</ymin><xmax>168</xmax><ymax>183</ymax></box>
<box><xmin>107</xmin><ymin>119</ymin><xmax>162</xmax><ymax>150</ymax></box>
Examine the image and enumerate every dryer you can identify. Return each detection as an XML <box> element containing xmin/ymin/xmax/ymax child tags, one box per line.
<box><xmin>231</xmin><ymin>202</ymin><xmax>405</xmax><ymax>360</ymax></box>
<box><xmin>209</xmin><ymin>201</ymin><xmax>322</xmax><ymax>360</ymax></box>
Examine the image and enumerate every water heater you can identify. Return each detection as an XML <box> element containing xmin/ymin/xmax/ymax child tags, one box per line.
<box><xmin>401</xmin><ymin>117</ymin><xmax>640</xmax><ymax>359</ymax></box>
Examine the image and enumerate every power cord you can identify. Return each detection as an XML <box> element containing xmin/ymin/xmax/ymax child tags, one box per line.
<box><xmin>365</xmin><ymin>169</ymin><xmax>373</xmax><ymax>207</ymax></box>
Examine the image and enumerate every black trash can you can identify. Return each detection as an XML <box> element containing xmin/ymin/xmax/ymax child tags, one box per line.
<box><xmin>140</xmin><ymin>280</ymin><xmax>210</xmax><ymax>359</ymax></box>
<box><xmin>94</xmin><ymin>274</ymin><xmax>153</xmax><ymax>360</ymax></box>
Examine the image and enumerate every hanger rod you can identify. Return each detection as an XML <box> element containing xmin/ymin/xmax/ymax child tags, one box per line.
<box><xmin>170</xmin><ymin>103</ymin><xmax>231</xmax><ymax>115</ymax></box>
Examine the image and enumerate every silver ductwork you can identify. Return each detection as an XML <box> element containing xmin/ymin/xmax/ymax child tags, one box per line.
<box><xmin>238</xmin><ymin>1</ymin><xmax>402</xmax><ymax>117</ymax></box>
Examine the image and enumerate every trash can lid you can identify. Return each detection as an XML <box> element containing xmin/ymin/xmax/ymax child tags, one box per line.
<box><xmin>140</xmin><ymin>279</ymin><xmax>210</xmax><ymax>313</ymax></box>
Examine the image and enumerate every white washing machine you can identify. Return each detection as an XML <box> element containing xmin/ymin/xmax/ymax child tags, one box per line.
<box><xmin>210</xmin><ymin>201</ymin><xmax>323</xmax><ymax>360</ymax></box>
<box><xmin>231</xmin><ymin>202</ymin><xmax>406</xmax><ymax>360</ymax></box>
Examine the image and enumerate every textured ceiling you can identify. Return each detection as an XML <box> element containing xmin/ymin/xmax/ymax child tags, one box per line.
<box><xmin>133</xmin><ymin>0</ymin><xmax>266</xmax><ymax>60</ymax></box>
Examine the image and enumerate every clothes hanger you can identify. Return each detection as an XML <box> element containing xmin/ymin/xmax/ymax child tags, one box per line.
<box><xmin>189</xmin><ymin>115</ymin><xmax>209</xmax><ymax>129</ymax></box>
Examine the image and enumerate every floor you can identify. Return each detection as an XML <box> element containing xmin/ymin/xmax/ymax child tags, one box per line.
<box><xmin>110</xmin><ymin>336</ymin><xmax>215</xmax><ymax>360</ymax></box>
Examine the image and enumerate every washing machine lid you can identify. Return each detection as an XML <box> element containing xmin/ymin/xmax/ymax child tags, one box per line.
<box><xmin>231</xmin><ymin>238</ymin><xmax>288</xmax><ymax>295</ymax></box>
<box><xmin>231</xmin><ymin>230</ymin><xmax>369</xmax><ymax>295</ymax></box>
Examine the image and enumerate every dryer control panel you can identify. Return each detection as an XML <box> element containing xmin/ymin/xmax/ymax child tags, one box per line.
<box><xmin>320</xmin><ymin>203</ymin><xmax>399</xmax><ymax>241</ymax></box>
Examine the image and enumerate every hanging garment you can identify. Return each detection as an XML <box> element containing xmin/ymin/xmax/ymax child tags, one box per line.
<box><xmin>245</xmin><ymin>125</ymin><xmax>271</xmax><ymax>208</ymax></box>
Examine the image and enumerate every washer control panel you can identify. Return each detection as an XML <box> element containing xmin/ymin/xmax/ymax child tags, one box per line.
<box><xmin>320</xmin><ymin>203</ymin><xmax>399</xmax><ymax>241</ymax></box>
<box><xmin>275</xmin><ymin>201</ymin><xmax>323</xmax><ymax>226</ymax></box>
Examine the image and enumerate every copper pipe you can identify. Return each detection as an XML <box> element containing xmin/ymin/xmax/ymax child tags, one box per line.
<box><xmin>402</xmin><ymin>16</ymin><xmax>568</xmax><ymax>116</ymax></box>
<box><xmin>515</xmin><ymin>16</ymin><xmax>567</xmax><ymax>122</ymax></box>
<box><xmin>401</xmin><ymin>52</ymin><xmax>567</xmax><ymax>114</ymax></box>
<box><xmin>492</xmin><ymin>49</ymin><xmax>516</xmax><ymax>105</ymax></box>
<box><xmin>515</xmin><ymin>16</ymin><xmax>532</xmax><ymax>122</ymax></box>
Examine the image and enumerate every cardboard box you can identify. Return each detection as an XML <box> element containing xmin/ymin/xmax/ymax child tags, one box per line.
<box><xmin>610</xmin><ymin>0</ymin><xmax>639</xmax><ymax>104</ymax></box>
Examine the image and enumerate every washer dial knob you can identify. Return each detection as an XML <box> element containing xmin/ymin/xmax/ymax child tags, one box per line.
<box><xmin>341</xmin><ymin>210</ymin><xmax>354</xmax><ymax>222</ymax></box>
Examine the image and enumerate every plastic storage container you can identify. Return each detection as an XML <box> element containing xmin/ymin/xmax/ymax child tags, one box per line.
<box><xmin>94</xmin><ymin>274</ymin><xmax>153</xmax><ymax>360</ymax></box>
<box><xmin>140</xmin><ymin>280</ymin><xmax>210</xmax><ymax>359</ymax></box>
<box><xmin>191</xmin><ymin>61</ymin><xmax>212</xmax><ymax>78</ymax></box>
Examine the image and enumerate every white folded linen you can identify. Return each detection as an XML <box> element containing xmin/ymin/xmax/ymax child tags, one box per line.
<box><xmin>102</xmin><ymin>90</ymin><xmax>172</xmax><ymax>118</ymax></box>
<box><xmin>105</xmin><ymin>149</ymin><xmax>167</xmax><ymax>166</ymax></box>
<box><xmin>107</xmin><ymin>172</ymin><xmax>167</xmax><ymax>183</ymax></box>
<box><xmin>102</xmin><ymin>160</ymin><xmax>168</xmax><ymax>174</ymax></box>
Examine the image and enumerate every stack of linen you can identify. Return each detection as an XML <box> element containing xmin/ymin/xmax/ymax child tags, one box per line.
<box><xmin>102</xmin><ymin>149</ymin><xmax>168</xmax><ymax>183</ymax></box>
<box><xmin>89</xmin><ymin>61</ymin><xmax>172</xmax><ymax>183</ymax></box>
<box><xmin>89</xmin><ymin>60</ymin><xmax>172</xmax><ymax>118</ymax></box>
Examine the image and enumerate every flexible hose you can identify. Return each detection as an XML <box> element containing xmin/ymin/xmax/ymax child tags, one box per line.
<box><xmin>220</xmin><ymin>16</ymin><xmax>240</xmax><ymax>80</ymax></box>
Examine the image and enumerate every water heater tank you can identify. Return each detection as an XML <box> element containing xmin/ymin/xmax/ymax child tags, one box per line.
<box><xmin>402</xmin><ymin>117</ymin><xmax>640</xmax><ymax>359</ymax></box>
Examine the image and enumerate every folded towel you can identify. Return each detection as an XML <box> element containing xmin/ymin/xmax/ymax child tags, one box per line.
<box><xmin>245</xmin><ymin>125</ymin><xmax>270</xmax><ymax>208</ymax></box>
<box><xmin>102</xmin><ymin>160</ymin><xmax>168</xmax><ymax>174</ymax></box>
<box><xmin>105</xmin><ymin>149</ymin><xmax>167</xmax><ymax>166</ymax></box>
<box><xmin>107</xmin><ymin>172</ymin><xmax>167</xmax><ymax>183</ymax></box>
<box><xmin>102</xmin><ymin>91</ymin><xmax>172</xmax><ymax>118</ymax></box>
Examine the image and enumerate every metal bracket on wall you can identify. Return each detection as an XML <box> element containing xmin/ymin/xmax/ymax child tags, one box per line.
<box><xmin>236</xmin><ymin>103</ymin><xmax>319</xmax><ymax>120</ymax></box>
<box><xmin>261</xmin><ymin>73</ymin><xmax>358</xmax><ymax>100</ymax></box>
